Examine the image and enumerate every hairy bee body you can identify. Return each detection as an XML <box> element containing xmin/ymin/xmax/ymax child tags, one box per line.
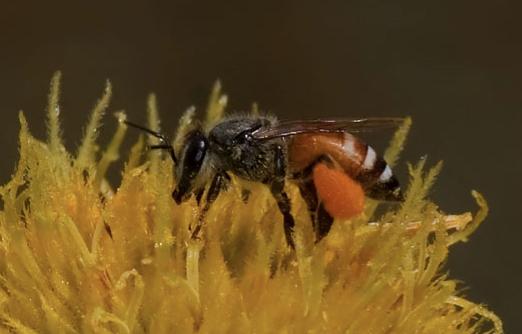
<box><xmin>208</xmin><ymin>117</ymin><xmax>283</xmax><ymax>182</ymax></box>
<box><xmin>126</xmin><ymin>114</ymin><xmax>404</xmax><ymax>247</ymax></box>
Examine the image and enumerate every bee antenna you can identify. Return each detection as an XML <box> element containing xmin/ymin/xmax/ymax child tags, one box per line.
<box><xmin>123</xmin><ymin>120</ymin><xmax>168</xmax><ymax>142</ymax></box>
<box><xmin>123</xmin><ymin>119</ymin><xmax>177</xmax><ymax>164</ymax></box>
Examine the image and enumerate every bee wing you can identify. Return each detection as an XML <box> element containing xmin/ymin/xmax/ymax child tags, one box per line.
<box><xmin>252</xmin><ymin>117</ymin><xmax>405</xmax><ymax>140</ymax></box>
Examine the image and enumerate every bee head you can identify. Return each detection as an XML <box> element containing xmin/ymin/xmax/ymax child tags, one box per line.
<box><xmin>172</xmin><ymin>129</ymin><xmax>208</xmax><ymax>204</ymax></box>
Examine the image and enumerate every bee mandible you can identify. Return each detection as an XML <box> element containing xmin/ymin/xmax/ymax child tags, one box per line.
<box><xmin>125</xmin><ymin>115</ymin><xmax>404</xmax><ymax>248</ymax></box>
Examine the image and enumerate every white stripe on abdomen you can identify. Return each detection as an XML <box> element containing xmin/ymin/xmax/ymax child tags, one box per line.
<box><xmin>362</xmin><ymin>146</ymin><xmax>376</xmax><ymax>170</ymax></box>
<box><xmin>379</xmin><ymin>165</ymin><xmax>393</xmax><ymax>182</ymax></box>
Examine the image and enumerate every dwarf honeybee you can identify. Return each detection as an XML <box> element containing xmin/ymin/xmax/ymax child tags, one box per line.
<box><xmin>125</xmin><ymin>115</ymin><xmax>404</xmax><ymax>248</ymax></box>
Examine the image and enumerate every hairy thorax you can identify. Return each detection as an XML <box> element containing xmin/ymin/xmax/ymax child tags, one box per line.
<box><xmin>208</xmin><ymin>116</ymin><xmax>284</xmax><ymax>183</ymax></box>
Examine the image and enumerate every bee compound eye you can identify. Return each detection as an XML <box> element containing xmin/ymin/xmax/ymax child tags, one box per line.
<box><xmin>174</xmin><ymin>131</ymin><xmax>208</xmax><ymax>202</ymax></box>
<box><xmin>182</xmin><ymin>131</ymin><xmax>208</xmax><ymax>167</ymax></box>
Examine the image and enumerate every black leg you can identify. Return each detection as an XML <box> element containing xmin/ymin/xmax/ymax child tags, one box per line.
<box><xmin>190</xmin><ymin>172</ymin><xmax>230</xmax><ymax>240</ymax></box>
<box><xmin>297</xmin><ymin>177</ymin><xmax>319</xmax><ymax>232</ymax></box>
<box><xmin>298</xmin><ymin>177</ymin><xmax>319</xmax><ymax>236</ymax></box>
<box><xmin>269</xmin><ymin>144</ymin><xmax>295</xmax><ymax>249</ymax></box>
<box><xmin>295</xmin><ymin>159</ymin><xmax>334</xmax><ymax>242</ymax></box>
<box><xmin>315</xmin><ymin>203</ymin><xmax>334</xmax><ymax>242</ymax></box>
<box><xmin>194</xmin><ymin>187</ymin><xmax>205</xmax><ymax>205</ymax></box>
<box><xmin>297</xmin><ymin>178</ymin><xmax>334</xmax><ymax>242</ymax></box>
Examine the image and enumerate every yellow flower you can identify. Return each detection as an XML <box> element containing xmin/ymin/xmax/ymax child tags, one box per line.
<box><xmin>0</xmin><ymin>72</ymin><xmax>502</xmax><ymax>333</ymax></box>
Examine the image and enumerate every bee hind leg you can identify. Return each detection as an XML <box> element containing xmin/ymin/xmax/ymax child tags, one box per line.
<box><xmin>297</xmin><ymin>177</ymin><xmax>334</xmax><ymax>243</ymax></box>
<box><xmin>316</xmin><ymin>205</ymin><xmax>334</xmax><ymax>242</ymax></box>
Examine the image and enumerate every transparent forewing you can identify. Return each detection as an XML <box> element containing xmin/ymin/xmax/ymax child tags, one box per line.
<box><xmin>251</xmin><ymin>117</ymin><xmax>405</xmax><ymax>140</ymax></box>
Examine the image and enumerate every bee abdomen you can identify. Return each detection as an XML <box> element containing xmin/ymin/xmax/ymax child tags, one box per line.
<box><xmin>289</xmin><ymin>132</ymin><xmax>403</xmax><ymax>202</ymax></box>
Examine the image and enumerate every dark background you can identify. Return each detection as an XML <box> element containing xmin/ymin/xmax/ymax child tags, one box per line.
<box><xmin>1</xmin><ymin>1</ymin><xmax>520</xmax><ymax>332</ymax></box>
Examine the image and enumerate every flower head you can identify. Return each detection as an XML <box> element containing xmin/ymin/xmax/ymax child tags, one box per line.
<box><xmin>0</xmin><ymin>73</ymin><xmax>502</xmax><ymax>333</ymax></box>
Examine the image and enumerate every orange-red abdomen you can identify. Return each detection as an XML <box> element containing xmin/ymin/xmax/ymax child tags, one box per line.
<box><xmin>289</xmin><ymin>133</ymin><xmax>367</xmax><ymax>176</ymax></box>
<box><xmin>289</xmin><ymin>132</ymin><xmax>403</xmax><ymax>202</ymax></box>
<box><xmin>312</xmin><ymin>163</ymin><xmax>365</xmax><ymax>219</ymax></box>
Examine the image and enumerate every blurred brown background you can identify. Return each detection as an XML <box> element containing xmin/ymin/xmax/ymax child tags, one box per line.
<box><xmin>1</xmin><ymin>1</ymin><xmax>520</xmax><ymax>332</ymax></box>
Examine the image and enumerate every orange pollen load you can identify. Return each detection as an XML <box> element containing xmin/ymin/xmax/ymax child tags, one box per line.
<box><xmin>312</xmin><ymin>163</ymin><xmax>365</xmax><ymax>219</ymax></box>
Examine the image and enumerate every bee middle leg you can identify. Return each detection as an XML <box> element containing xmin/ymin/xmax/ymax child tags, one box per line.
<box><xmin>190</xmin><ymin>171</ymin><xmax>230</xmax><ymax>240</ymax></box>
<box><xmin>268</xmin><ymin>144</ymin><xmax>296</xmax><ymax>249</ymax></box>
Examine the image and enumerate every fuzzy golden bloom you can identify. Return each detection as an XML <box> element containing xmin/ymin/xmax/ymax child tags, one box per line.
<box><xmin>0</xmin><ymin>73</ymin><xmax>502</xmax><ymax>333</ymax></box>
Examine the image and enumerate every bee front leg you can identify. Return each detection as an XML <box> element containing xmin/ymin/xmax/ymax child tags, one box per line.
<box><xmin>191</xmin><ymin>172</ymin><xmax>230</xmax><ymax>240</ymax></box>
<box><xmin>269</xmin><ymin>144</ymin><xmax>296</xmax><ymax>249</ymax></box>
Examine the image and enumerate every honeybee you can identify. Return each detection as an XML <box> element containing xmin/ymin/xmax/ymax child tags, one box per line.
<box><xmin>125</xmin><ymin>115</ymin><xmax>404</xmax><ymax>248</ymax></box>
